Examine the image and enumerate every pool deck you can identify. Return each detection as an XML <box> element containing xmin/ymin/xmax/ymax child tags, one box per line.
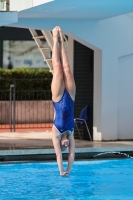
<box><xmin>0</xmin><ymin>131</ymin><xmax>133</xmax><ymax>161</ymax></box>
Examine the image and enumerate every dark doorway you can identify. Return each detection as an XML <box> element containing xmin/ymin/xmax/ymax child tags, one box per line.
<box><xmin>74</xmin><ymin>40</ymin><xmax>94</xmax><ymax>140</ymax></box>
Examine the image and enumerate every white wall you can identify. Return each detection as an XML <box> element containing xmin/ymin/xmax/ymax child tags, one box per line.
<box><xmin>10</xmin><ymin>0</ymin><xmax>32</xmax><ymax>11</ymax></box>
<box><xmin>118</xmin><ymin>54</ymin><xmax>133</xmax><ymax>139</ymax></box>
<box><xmin>10</xmin><ymin>0</ymin><xmax>53</xmax><ymax>11</ymax></box>
<box><xmin>33</xmin><ymin>0</ymin><xmax>54</xmax><ymax>7</ymax></box>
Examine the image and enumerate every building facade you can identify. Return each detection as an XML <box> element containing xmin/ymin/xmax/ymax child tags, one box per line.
<box><xmin>1</xmin><ymin>0</ymin><xmax>133</xmax><ymax>140</ymax></box>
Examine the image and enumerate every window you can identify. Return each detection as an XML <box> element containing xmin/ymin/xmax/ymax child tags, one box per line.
<box><xmin>3</xmin><ymin>40</ymin><xmax>49</xmax><ymax>69</ymax></box>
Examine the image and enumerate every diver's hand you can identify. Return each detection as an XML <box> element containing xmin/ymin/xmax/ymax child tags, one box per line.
<box><xmin>60</xmin><ymin>171</ymin><xmax>65</xmax><ymax>176</ymax></box>
<box><xmin>60</xmin><ymin>171</ymin><xmax>69</xmax><ymax>176</ymax></box>
<box><xmin>63</xmin><ymin>170</ymin><xmax>70</xmax><ymax>176</ymax></box>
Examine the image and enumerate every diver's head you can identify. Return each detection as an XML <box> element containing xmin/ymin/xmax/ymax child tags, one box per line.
<box><xmin>60</xmin><ymin>133</ymin><xmax>69</xmax><ymax>152</ymax></box>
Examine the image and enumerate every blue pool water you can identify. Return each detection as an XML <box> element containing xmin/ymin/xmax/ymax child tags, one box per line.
<box><xmin>0</xmin><ymin>159</ymin><xmax>133</xmax><ymax>200</ymax></box>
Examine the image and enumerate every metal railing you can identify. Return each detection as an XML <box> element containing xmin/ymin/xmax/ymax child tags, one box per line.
<box><xmin>0</xmin><ymin>78</ymin><xmax>53</xmax><ymax>132</ymax></box>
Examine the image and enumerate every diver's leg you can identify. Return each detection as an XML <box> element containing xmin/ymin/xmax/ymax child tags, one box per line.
<box><xmin>51</xmin><ymin>26</ymin><xmax>65</xmax><ymax>102</ymax></box>
<box><xmin>58</xmin><ymin>27</ymin><xmax>76</xmax><ymax>101</ymax></box>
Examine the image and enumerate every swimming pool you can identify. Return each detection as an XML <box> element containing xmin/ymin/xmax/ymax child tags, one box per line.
<box><xmin>0</xmin><ymin>159</ymin><xmax>133</xmax><ymax>200</ymax></box>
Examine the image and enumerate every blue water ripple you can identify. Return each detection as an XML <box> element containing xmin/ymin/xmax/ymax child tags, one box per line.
<box><xmin>0</xmin><ymin>159</ymin><xmax>133</xmax><ymax>200</ymax></box>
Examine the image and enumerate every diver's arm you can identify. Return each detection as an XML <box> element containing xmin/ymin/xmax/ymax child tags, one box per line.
<box><xmin>52</xmin><ymin>133</ymin><xmax>64</xmax><ymax>175</ymax></box>
<box><xmin>66</xmin><ymin>134</ymin><xmax>75</xmax><ymax>173</ymax></box>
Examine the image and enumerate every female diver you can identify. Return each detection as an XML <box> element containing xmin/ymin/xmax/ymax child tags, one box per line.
<box><xmin>51</xmin><ymin>26</ymin><xmax>76</xmax><ymax>176</ymax></box>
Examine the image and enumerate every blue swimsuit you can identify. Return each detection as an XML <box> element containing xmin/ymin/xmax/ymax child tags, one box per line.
<box><xmin>53</xmin><ymin>90</ymin><xmax>74</xmax><ymax>134</ymax></box>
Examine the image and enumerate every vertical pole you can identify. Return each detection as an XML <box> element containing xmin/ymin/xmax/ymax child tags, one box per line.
<box><xmin>6</xmin><ymin>0</ymin><xmax>10</xmax><ymax>11</ymax></box>
<box><xmin>10</xmin><ymin>84</ymin><xmax>14</xmax><ymax>132</ymax></box>
<box><xmin>13</xmin><ymin>81</ymin><xmax>16</xmax><ymax>132</ymax></box>
<box><xmin>93</xmin><ymin>50</ymin><xmax>102</xmax><ymax>141</ymax></box>
<box><xmin>0</xmin><ymin>27</ymin><xmax>3</xmax><ymax>68</ymax></box>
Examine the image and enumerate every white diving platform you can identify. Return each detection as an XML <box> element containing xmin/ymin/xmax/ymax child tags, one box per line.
<box><xmin>0</xmin><ymin>11</ymin><xmax>18</xmax><ymax>27</ymax></box>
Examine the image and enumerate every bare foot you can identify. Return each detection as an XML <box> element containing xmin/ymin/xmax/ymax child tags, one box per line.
<box><xmin>58</xmin><ymin>26</ymin><xmax>64</xmax><ymax>42</ymax></box>
<box><xmin>52</xmin><ymin>26</ymin><xmax>59</xmax><ymax>41</ymax></box>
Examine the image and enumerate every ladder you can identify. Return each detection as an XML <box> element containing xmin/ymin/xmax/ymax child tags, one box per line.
<box><xmin>29</xmin><ymin>29</ymin><xmax>68</xmax><ymax>73</ymax></box>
